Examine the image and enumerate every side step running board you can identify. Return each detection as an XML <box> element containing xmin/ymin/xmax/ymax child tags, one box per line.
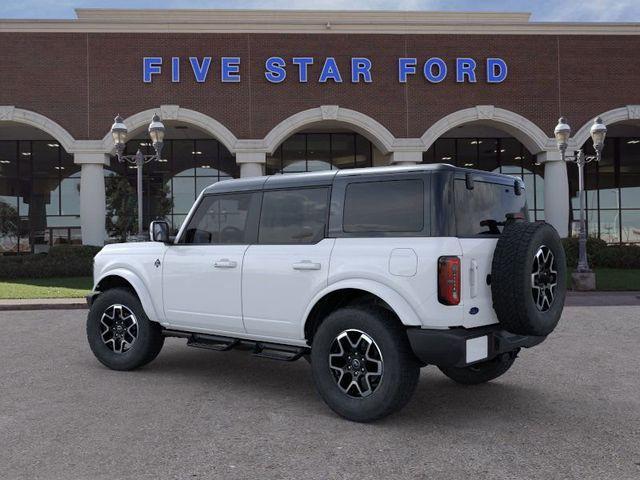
<box><xmin>162</xmin><ymin>329</ymin><xmax>308</xmax><ymax>362</ymax></box>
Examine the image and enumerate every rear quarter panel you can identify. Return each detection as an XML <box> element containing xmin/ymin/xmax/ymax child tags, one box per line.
<box><xmin>328</xmin><ymin>237</ymin><xmax>468</xmax><ymax>329</ymax></box>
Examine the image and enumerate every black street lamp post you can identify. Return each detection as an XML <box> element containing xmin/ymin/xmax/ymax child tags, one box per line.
<box><xmin>554</xmin><ymin>116</ymin><xmax>607</xmax><ymax>283</ymax></box>
<box><xmin>110</xmin><ymin>114</ymin><xmax>166</xmax><ymax>237</ymax></box>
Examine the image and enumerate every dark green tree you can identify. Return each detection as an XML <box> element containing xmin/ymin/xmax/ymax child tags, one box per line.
<box><xmin>0</xmin><ymin>201</ymin><xmax>20</xmax><ymax>248</ymax></box>
<box><xmin>151</xmin><ymin>181</ymin><xmax>173</xmax><ymax>225</ymax></box>
<box><xmin>105</xmin><ymin>175</ymin><xmax>174</xmax><ymax>242</ymax></box>
<box><xmin>105</xmin><ymin>176</ymin><xmax>137</xmax><ymax>242</ymax></box>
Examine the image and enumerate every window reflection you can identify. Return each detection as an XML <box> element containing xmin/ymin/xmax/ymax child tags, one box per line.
<box><xmin>568</xmin><ymin>136</ymin><xmax>640</xmax><ymax>244</ymax></box>
<box><xmin>0</xmin><ymin>140</ymin><xmax>80</xmax><ymax>253</ymax></box>
<box><xmin>108</xmin><ymin>138</ymin><xmax>238</xmax><ymax>236</ymax></box>
<box><xmin>266</xmin><ymin>133</ymin><xmax>373</xmax><ymax>174</ymax></box>
<box><xmin>422</xmin><ymin>137</ymin><xmax>545</xmax><ymax>222</ymax></box>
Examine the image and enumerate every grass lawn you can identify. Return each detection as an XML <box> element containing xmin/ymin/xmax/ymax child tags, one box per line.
<box><xmin>568</xmin><ymin>268</ymin><xmax>640</xmax><ymax>291</ymax></box>
<box><xmin>0</xmin><ymin>277</ymin><xmax>93</xmax><ymax>299</ymax></box>
<box><xmin>0</xmin><ymin>268</ymin><xmax>637</xmax><ymax>300</ymax></box>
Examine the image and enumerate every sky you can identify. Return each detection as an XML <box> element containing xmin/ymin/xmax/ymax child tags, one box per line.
<box><xmin>1</xmin><ymin>0</ymin><xmax>640</xmax><ymax>22</ymax></box>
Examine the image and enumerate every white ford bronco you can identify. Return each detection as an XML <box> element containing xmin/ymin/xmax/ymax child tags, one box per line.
<box><xmin>87</xmin><ymin>164</ymin><xmax>566</xmax><ymax>422</ymax></box>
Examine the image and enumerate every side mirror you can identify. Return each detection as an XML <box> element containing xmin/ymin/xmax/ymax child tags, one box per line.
<box><xmin>150</xmin><ymin>221</ymin><xmax>170</xmax><ymax>243</ymax></box>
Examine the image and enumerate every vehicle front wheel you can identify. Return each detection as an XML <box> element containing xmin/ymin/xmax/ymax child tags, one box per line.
<box><xmin>310</xmin><ymin>306</ymin><xmax>420</xmax><ymax>423</ymax></box>
<box><xmin>438</xmin><ymin>352</ymin><xmax>516</xmax><ymax>385</ymax></box>
<box><xmin>87</xmin><ymin>288</ymin><xmax>164</xmax><ymax>371</ymax></box>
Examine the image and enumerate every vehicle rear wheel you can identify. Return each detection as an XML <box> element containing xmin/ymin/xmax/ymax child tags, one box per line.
<box><xmin>438</xmin><ymin>352</ymin><xmax>516</xmax><ymax>385</ymax></box>
<box><xmin>87</xmin><ymin>288</ymin><xmax>164</xmax><ymax>371</ymax></box>
<box><xmin>310</xmin><ymin>306</ymin><xmax>420</xmax><ymax>422</ymax></box>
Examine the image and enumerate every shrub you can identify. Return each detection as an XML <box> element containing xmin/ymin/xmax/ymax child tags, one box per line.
<box><xmin>592</xmin><ymin>245</ymin><xmax>640</xmax><ymax>269</ymax></box>
<box><xmin>562</xmin><ymin>237</ymin><xmax>640</xmax><ymax>269</ymax></box>
<box><xmin>0</xmin><ymin>245</ymin><xmax>101</xmax><ymax>280</ymax></box>
<box><xmin>561</xmin><ymin>237</ymin><xmax>607</xmax><ymax>268</ymax></box>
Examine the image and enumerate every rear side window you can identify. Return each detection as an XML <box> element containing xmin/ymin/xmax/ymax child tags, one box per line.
<box><xmin>259</xmin><ymin>188</ymin><xmax>329</xmax><ymax>244</ymax></box>
<box><xmin>455</xmin><ymin>180</ymin><xmax>528</xmax><ymax>236</ymax></box>
<box><xmin>181</xmin><ymin>192</ymin><xmax>258</xmax><ymax>244</ymax></box>
<box><xmin>343</xmin><ymin>179</ymin><xmax>424</xmax><ymax>233</ymax></box>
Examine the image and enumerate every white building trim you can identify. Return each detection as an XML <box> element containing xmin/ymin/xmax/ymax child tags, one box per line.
<box><xmin>571</xmin><ymin>105</ymin><xmax>640</xmax><ymax>149</ymax></box>
<box><xmin>100</xmin><ymin>105</ymin><xmax>239</xmax><ymax>155</ymax></box>
<box><xmin>2</xmin><ymin>10</ymin><xmax>640</xmax><ymax>35</ymax></box>
<box><xmin>0</xmin><ymin>106</ymin><xmax>76</xmax><ymax>153</ymax></box>
<box><xmin>421</xmin><ymin>105</ymin><xmax>553</xmax><ymax>155</ymax></box>
<box><xmin>263</xmin><ymin>106</ymin><xmax>397</xmax><ymax>155</ymax></box>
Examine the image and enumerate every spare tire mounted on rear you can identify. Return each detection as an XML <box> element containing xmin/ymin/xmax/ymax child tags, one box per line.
<box><xmin>491</xmin><ymin>220</ymin><xmax>567</xmax><ymax>336</ymax></box>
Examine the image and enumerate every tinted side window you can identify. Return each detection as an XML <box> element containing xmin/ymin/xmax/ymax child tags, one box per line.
<box><xmin>343</xmin><ymin>179</ymin><xmax>424</xmax><ymax>233</ymax></box>
<box><xmin>455</xmin><ymin>180</ymin><xmax>528</xmax><ymax>236</ymax></box>
<box><xmin>259</xmin><ymin>188</ymin><xmax>329</xmax><ymax>244</ymax></box>
<box><xmin>182</xmin><ymin>192</ymin><xmax>258</xmax><ymax>244</ymax></box>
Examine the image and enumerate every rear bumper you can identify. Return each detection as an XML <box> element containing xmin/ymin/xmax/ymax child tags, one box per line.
<box><xmin>406</xmin><ymin>325</ymin><xmax>546</xmax><ymax>368</ymax></box>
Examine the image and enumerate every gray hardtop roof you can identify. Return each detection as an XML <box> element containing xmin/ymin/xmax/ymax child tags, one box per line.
<box><xmin>201</xmin><ymin>163</ymin><xmax>522</xmax><ymax>195</ymax></box>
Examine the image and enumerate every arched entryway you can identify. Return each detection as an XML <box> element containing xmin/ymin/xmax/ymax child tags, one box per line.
<box><xmin>571</xmin><ymin>114</ymin><xmax>640</xmax><ymax>244</ymax></box>
<box><xmin>107</xmin><ymin>119</ymin><xmax>240</xmax><ymax>237</ymax></box>
<box><xmin>262</xmin><ymin>106</ymin><xmax>395</xmax><ymax>174</ymax></box>
<box><xmin>0</xmin><ymin>110</ymin><xmax>80</xmax><ymax>253</ymax></box>
<box><xmin>420</xmin><ymin>106</ymin><xmax>567</xmax><ymax>236</ymax></box>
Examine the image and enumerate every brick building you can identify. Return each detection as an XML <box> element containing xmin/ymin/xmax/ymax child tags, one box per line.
<box><xmin>1</xmin><ymin>9</ymin><xmax>639</xmax><ymax>250</ymax></box>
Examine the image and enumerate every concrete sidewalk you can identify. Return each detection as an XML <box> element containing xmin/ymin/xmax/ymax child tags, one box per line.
<box><xmin>1</xmin><ymin>291</ymin><xmax>639</xmax><ymax>311</ymax></box>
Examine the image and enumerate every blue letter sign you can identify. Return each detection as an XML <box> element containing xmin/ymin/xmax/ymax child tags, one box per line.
<box><xmin>424</xmin><ymin>57</ymin><xmax>447</xmax><ymax>83</ymax></box>
<box><xmin>319</xmin><ymin>57</ymin><xmax>343</xmax><ymax>83</ymax></box>
<box><xmin>351</xmin><ymin>58</ymin><xmax>372</xmax><ymax>83</ymax></box>
<box><xmin>189</xmin><ymin>57</ymin><xmax>211</xmax><ymax>83</ymax></box>
<box><xmin>398</xmin><ymin>58</ymin><xmax>417</xmax><ymax>83</ymax></box>
<box><xmin>265</xmin><ymin>57</ymin><xmax>287</xmax><ymax>83</ymax></box>
<box><xmin>292</xmin><ymin>57</ymin><xmax>314</xmax><ymax>82</ymax></box>
<box><xmin>143</xmin><ymin>57</ymin><xmax>162</xmax><ymax>83</ymax></box>
<box><xmin>487</xmin><ymin>58</ymin><xmax>508</xmax><ymax>83</ymax></box>
<box><xmin>142</xmin><ymin>55</ymin><xmax>508</xmax><ymax>84</ymax></box>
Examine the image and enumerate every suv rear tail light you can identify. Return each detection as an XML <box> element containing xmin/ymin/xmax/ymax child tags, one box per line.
<box><xmin>438</xmin><ymin>256</ymin><xmax>461</xmax><ymax>306</ymax></box>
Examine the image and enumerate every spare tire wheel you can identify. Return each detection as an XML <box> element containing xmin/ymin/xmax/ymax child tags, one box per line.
<box><xmin>491</xmin><ymin>221</ymin><xmax>567</xmax><ymax>336</ymax></box>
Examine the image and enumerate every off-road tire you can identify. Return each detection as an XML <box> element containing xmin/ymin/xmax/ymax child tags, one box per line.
<box><xmin>491</xmin><ymin>221</ymin><xmax>566</xmax><ymax>336</ymax></box>
<box><xmin>310</xmin><ymin>306</ymin><xmax>420</xmax><ymax>423</ymax></box>
<box><xmin>439</xmin><ymin>352</ymin><xmax>517</xmax><ymax>385</ymax></box>
<box><xmin>87</xmin><ymin>288</ymin><xmax>164</xmax><ymax>371</ymax></box>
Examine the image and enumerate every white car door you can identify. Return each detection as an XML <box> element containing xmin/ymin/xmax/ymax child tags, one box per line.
<box><xmin>242</xmin><ymin>187</ymin><xmax>333</xmax><ymax>341</ymax></box>
<box><xmin>163</xmin><ymin>191</ymin><xmax>260</xmax><ymax>335</ymax></box>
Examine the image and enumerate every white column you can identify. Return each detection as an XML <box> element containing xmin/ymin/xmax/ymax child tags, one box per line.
<box><xmin>390</xmin><ymin>151</ymin><xmax>422</xmax><ymax>165</ymax></box>
<box><xmin>236</xmin><ymin>151</ymin><xmax>266</xmax><ymax>178</ymax></box>
<box><xmin>538</xmin><ymin>151</ymin><xmax>569</xmax><ymax>238</ymax></box>
<box><xmin>75</xmin><ymin>152</ymin><xmax>109</xmax><ymax>246</ymax></box>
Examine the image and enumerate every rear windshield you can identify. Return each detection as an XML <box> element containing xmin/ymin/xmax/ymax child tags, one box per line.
<box><xmin>454</xmin><ymin>179</ymin><xmax>528</xmax><ymax>236</ymax></box>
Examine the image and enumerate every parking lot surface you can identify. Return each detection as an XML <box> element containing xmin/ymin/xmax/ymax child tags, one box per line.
<box><xmin>1</xmin><ymin>306</ymin><xmax>639</xmax><ymax>480</ymax></box>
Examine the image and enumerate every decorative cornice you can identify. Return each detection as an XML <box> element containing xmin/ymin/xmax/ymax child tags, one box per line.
<box><xmin>0</xmin><ymin>9</ymin><xmax>639</xmax><ymax>35</ymax></box>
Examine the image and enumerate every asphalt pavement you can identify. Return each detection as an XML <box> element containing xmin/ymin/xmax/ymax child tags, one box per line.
<box><xmin>0</xmin><ymin>306</ymin><xmax>639</xmax><ymax>480</ymax></box>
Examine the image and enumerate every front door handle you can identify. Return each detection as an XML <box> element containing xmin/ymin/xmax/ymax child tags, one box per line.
<box><xmin>292</xmin><ymin>260</ymin><xmax>321</xmax><ymax>271</ymax></box>
<box><xmin>214</xmin><ymin>258</ymin><xmax>237</xmax><ymax>269</ymax></box>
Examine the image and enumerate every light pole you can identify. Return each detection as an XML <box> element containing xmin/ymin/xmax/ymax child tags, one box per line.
<box><xmin>554</xmin><ymin>116</ymin><xmax>607</xmax><ymax>275</ymax></box>
<box><xmin>110</xmin><ymin>114</ymin><xmax>166</xmax><ymax>237</ymax></box>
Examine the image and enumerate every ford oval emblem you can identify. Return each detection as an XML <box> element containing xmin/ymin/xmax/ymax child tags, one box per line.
<box><xmin>469</xmin><ymin>307</ymin><xmax>479</xmax><ymax>315</ymax></box>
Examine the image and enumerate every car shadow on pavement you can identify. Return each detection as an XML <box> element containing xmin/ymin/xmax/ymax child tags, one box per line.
<box><xmin>123</xmin><ymin>341</ymin><xmax>563</xmax><ymax>426</ymax></box>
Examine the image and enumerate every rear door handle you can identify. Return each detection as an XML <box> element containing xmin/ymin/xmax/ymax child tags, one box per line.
<box><xmin>214</xmin><ymin>258</ymin><xmax>237</xmax><ymax>269</ymax></box>
<box><xmin>292</xmin><ymin>260</ymin><xmax>321</xmax><ymax>271</ymax></box>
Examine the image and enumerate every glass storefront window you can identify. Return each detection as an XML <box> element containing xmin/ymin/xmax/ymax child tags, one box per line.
<box><xmin>456</xmin><ymin>138</ymin><xmax>478</xmax><ymax>168</ymax></box>
<box><xmin>621</xmin><ymin>210</ymin><xmax>640</xmax><ymax>243</ymax></box>
<box><xmin>109</xmin><ymin>138</ymin><xmax>240</xmax><ymax>234</ymax></box>
<box><xmin>266</xmin><ymin>132</ymin><xmax>374</xmax><ymax>174</ymax></box>
<box><xmin>435</xmin><ymin>138</ymin><xmax>455</xmax><ymax>164</ymax></box>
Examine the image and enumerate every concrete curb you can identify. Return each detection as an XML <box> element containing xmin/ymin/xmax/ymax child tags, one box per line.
<box><xmin>0</xmin><ymin>298</ymin><xmax>88</xmax><ymax>311</ymax></box>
